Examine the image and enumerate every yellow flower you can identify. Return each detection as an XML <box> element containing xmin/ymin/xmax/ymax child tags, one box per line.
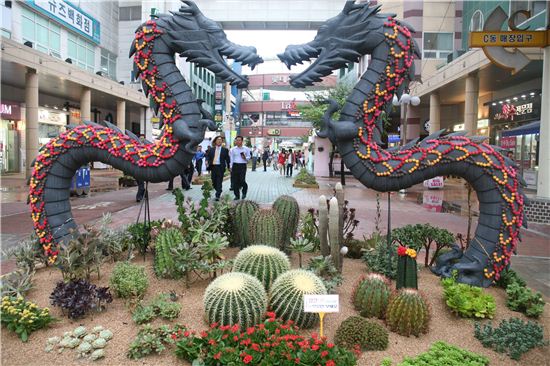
<box><xmin>406</xmin><ymin>248</ymin><xmax>417</xmax><ymax>259</ymax></box>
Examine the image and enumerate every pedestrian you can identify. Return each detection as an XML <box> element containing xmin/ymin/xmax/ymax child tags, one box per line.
<box><xmin>272</xmin><ymin>150</ymin><xmax>278</xmax><ymax>171</ymax></box>
<box><xmin>136</xmin><ymin>134</ymin><xmax>147</xmax><ymax>202</ymax></box>
<box><xmin>166</xmin><ymin>161</ymin><xmax>193</xmax><ymax>191</ymax></box>
<box><xmin>230</xmin><ymin>135</ymin><xmax>251</xmax><ymax>200</ymax></box>
<box><xmin>278</xmin><ymin>149</ymin><xmax>287</xmax><ymax>176</ymax></box>
<box><xmin>206</xmin><ymin>136</ymin><xmax>230</xmax><ymax>201</ymax></box>
<box><xmin>194</xmin><ymin>145</ymin><xmax>205</xmax><ymax>176</ymax></box>
<box><xmin>251</xmin><ymin>146</ymin><xmax>259</xmax><ymax>171</ymax></box>
<box><xmin>296</xmin><ymin>150</ymin><xmax>302</xmax><ymax>168</ymax></box>
<box><xmin>204</xmin><ymin>145</ymin><xmax>212</xmax><ymax>171</ymax></box>
<box><xmin>286</xmin><ymin>148</ymin><xmax>295</xmax><ymax>177</ymax></box>
<box><xmin>262</xmin><ymin>148</ymin><xmax>269</xmax><ymax>172</ymax></box>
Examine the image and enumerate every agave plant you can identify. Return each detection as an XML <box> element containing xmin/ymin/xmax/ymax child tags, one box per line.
<box><xmin>201</xmin><ymin>233</ymin><xmax>231</xmax><ymax>278</ymax></box>
<box><xmin>289</xmin><ymin>237</ymin><xmax>314</xmax><ymax>268</ymax></box>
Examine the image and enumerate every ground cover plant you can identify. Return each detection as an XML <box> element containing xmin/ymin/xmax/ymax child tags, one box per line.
<box><xmin>441</xmin><ymin>275</ymin><xmax>495</xmax><ymax>319</ymax></box>
<box><xmin>127</xmin><ymin>324</ymin><xmax>186</xmax><ymax>359</ymax></box>
<box><xmin>132</xmin><ymin>293</ymin><xmax>182</xmax><ymax>324</ymax></box>
<box><xmin>45</xmin><ymin>325</ymin><xmax>113</xmax><ymax>361</ymax></box>
<box><xmin>1</xmin><ymin>295</ymin><xmax>54</xmax><ymax>342</ymax></box>
<box><xmin>50</xmin><ymin>279</ymin><xmax>112</xmax><ymax>319</ymax></box>
<box><xmin>294</xmin><ymin>168</ymin><xmax>318</xmax><ymax>185</ymax></box>
<box><xmin>396</xmin><ymin>341</ymin><xmax>489</xmax><ymax>365</ymax></box>
<box><xmin>505</xmin><ymin>280</ymin><xmax>545</xmax><ymax>318</ymax></box>
<box><xmin>109</xmin><ymin>262</ymin><xmax>149</xmax><ymax>303</ymax></box>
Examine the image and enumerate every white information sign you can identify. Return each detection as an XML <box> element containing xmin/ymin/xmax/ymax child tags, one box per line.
<box><xmin>303</xmin><ymin>294</ymin><xmax>339</xmax><ymax>313</ymax></box>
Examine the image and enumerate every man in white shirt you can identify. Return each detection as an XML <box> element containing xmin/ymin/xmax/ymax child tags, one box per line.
<box><xmin>230</xmin><ymin>136</ymin><xmax>251</xmax><ymax>200</ymax></box>
<box><xmin>251</xmin><ymin>146</ymin><xmax>259</xmax><ymax>171</ymax></box>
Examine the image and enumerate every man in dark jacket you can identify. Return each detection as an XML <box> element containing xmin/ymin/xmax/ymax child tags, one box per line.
<box><xmin>206</xmin><ymin>136</ymin><xmax>230</xmax><ymax>201</ymax></box>
<box><xmin>262</xmin><ymin>149</ymin><xmax>270</xmax><ymax>172</ymax></box>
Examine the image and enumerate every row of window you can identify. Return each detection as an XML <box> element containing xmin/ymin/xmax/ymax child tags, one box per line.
<box><xmin>193</xmin><ymin>65</ymin><xmax>215</xmax><ymax>88</ymax></box>
<box><xmin>192</xmin><ymin>82</ymin><xmax>214</xmax><ymax>107</ymax></box>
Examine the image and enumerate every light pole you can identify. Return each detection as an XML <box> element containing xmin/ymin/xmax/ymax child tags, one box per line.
<box><xmin>392</xmin><ymin>92</ymin><xmax>421</xmax><ymax>146</ymax></box>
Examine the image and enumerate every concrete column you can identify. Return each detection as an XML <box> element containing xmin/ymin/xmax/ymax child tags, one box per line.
<box><xmin>25</xmin><ymin>69</ymin><xmax>39</xmax><ymax>180</ymax></box>
<box><xmin>464</xmin><ymin>73</ymin><xmax>479</xmax><ymax>134</ymax></box>
<box><xmin>116</xmin><ymin>100</ymin><xmax>126</xmax><ymax>131</ymax></box>
<box><xmin>537</xmin><ymin>45</ymin><xmax>550</xmax><ymax>198</ymax></box>
<box><xmin>80</xmin><ymin>88</ymin><xmax>91</xmax><ymax>122</ymax></box>
<box><xmin>429</xmin><ymin>92</ymin><xmax>441</xmax><ymax>134</ymax></box>
<box><xmin>139</xmin><ymin>106</ymin><xmax>146</xmax><ymax>135</ymax></box>
<box><xmin>144</xmin><ymin>107</ymin><xmax>153</xmax><ymax>140</ymax></box>
<box><xmin>400</xmin><ymin>104</ymin><xmax>420</xmax><ymax>143</ymax></box>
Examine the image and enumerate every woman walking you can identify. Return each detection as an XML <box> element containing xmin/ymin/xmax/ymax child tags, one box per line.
<box><xmin>278</xmin><ymin>149</ymin><xmax>286</xmax><ymax>176</ymax></box>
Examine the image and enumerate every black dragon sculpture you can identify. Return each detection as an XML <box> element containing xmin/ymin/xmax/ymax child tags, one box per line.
<box><xmin>278</xmin><ymin>1</ymin><xmax>527</xmax><ymax>287</ymax></box>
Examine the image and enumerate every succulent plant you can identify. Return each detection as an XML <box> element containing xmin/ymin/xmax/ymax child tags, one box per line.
<box><xmin>385</xmin><ymin>289</ymin><xmax>430</xmax><ymax>337</ymax></box>
<box><xmin>233</xmin><ymin>245</ymin><xmax>290</xmax><ymax>290</ymax></box>
<box><xmin>272</xmin><ymin>195</ymin><xmax>300</xmax><ymax>250</ymax></box>
<box><xmin>335</xmin><ymin>316</ymin><xmax>389</xmax><ymax>351</ymax></box>
<box><xmin>233</xmin><ymin>200</ymin><xmax>259</xmax><ymax>248</ymax></box>
<box><xmin>154</xmin><ymin>228</ymin><xmax>184</xmax><ymax>278</ymax></box>
<box><xmin>249</xmin><ymin>209</ymin><xmax>283</xmax><ymax>248</ymax></box>
<box><xmin>99</xmin><ymin>329</ymin><xmax>113</xmax><ymax>340</ymax></box>
<box><xmin>77</xmin><ymin>341</ymin><xmax>92</xmax><ymax>354</ymax></box>
<box><xmin>204</xmin><ymin>272</ymin><xmax>267</xmax><ymax>329</ymax></box>
<box><xmin>92</xmin><ymin>338</ymin><xmax>107</xmax><ymax>349</ymax></box>
<box><xmin>352</xmin><ymin>273</ymin><xmax>392</xmax><ymax>319</ymax></box>
<box><xmin>83</xmin><ymin>334</ymin><xmax>97</xmax><ymax>343</ymax></box>
<box><xmin>269</xmin><ymin>269</ymin><xmax>327</xmax><ymax>328</ymax></box>
<box><xmin>396</xmin><ymin>253</ymin><xmax>418</xmax><ymax>289</ymax></box>
<box><xmin>73</xmin><ymin>326</ymin><xmax>87</xmax><ymax>337</ymax></box>
<box><xmin>90</xmin><ymin>349</ymin><xmax>105</xmax><ymax>361</ymax></box>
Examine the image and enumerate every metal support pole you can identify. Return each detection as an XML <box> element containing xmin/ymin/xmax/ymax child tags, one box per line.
<box><xmin>387</xmin><ymin>192</ymin><xmax>392</xmax><ymax>268</ymax></box>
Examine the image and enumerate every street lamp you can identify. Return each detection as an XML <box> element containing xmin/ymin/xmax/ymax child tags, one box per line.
<box><xmin>392</xmin><ymin>92</ymin><xmax>420</xmax><ymax>146</ymax></box>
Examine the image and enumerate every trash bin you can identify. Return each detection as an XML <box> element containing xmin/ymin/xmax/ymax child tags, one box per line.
<box><xmin>71</xmin><ymin>165</ymin><xmax>91</xmax><ymax>196</ymax></box>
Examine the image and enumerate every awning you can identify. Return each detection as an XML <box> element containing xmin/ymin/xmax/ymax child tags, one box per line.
<box><xmin>501</xmin><ymin>121</ymin><xmax>540</xmax><ymax>137</ymax></box>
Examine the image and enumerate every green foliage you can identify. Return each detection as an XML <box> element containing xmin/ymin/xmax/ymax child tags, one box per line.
<box><xmin>396</xmin><ymin>254</ymin><xmax>418</xmax><ymax>290</ymax></box>
<box><xmin>0</xmin><ymin>267</ymin><xmax>35</xmax><ymax>298</ymax></box>
<box><xmin>289</xmin><ymin>236</ymin><xmax>314</xmax><ymax>268</ymax></box>
<box><xmin>385</xmin><ymin>289</ymin><xmax>430</xmax><ymax>337</ymax></box>
<box><xmin>362</xmin><ymin>239</ymin><xmax>398</xmax><ymax>280</ymax></box>
<box><xmin>352</xmin><ymin>273</ymin><xmax>392</xmax><ymax>319</ymax></box>
<box><xmin>126</xmin><ymin>220</ymin><xmax>164</xmax><ymax>255</ymax></box>
<box><xmin>200</xmin><ymin>232</ymin><xmax>230</xmax><ymax>278</ymax></box>
<box><xmin>154</xmin><ymin>228</ymin><xmax>184</xmax><ymax>279</ymax></box>
<box><xmin>109</xmin><ymin>262</ymin><xmax>149</xmax><ymax>301</ymax></box>
<box><xmin>441</xmin><ymin>276</ymin><xmax>496</xmax><ymax>319</ymax></box>
<box><xmin>496</xmin><ymin>268</ymin><xmax>526</xmax><ymax>289</ymax></box>
<box><xmin>272</xmin><ymin>195</ymin><xmax>300</xmax><ymax>250</ymax></box>
<box><xmin>346</xmin><ymin>234</ymin><xmax>380</xmax><ymax>259</ymax></box>
<box><xmin>57</xmin><ymin>226</ymin><xmax>104</xmax><ymax>281</ymax></box>
<box><xmin>2</xmin><ymin>233</ymin><xmax>47</xmax><ymax>270</ymax></box>
<box><xmin>233</xmin><ymin>200</ymin><xmax>259</xmax><ymax>249</ymax></box>
<box><xmin>232</xmin><ymin>245</ymin><xmax>290</xmax><ymax>290</ymax></box>
<box><xmin>474</xmin><ymin>318</ymin><xmax>548</xmax><ymax>360</ymax></box>
<box><xmin>299</xmin><ymin>209</ymin><xmax>320</xmax><ymax>251</ymax></box>
<box><xmin>397</xmin><ymin>341</ymin><xmax>489</xmax><ymax>366</ymax></box>
<box><xmin>392</xmin><ymin>224</ymin><xmax>454</xmax><ymax>267</ymax></box>
<box><xmin>204</xmin><ymin>272</ymin><xmax>267</xmax><ymax>329</ymax></box>
<box><xmin>335</xmin><ymin>316</ymin><xmax>388</xmax><ymax>352</ymax></box>
<box><xmin>171</xmin><ymin>242</ymin><xmax>202</xmax><ymax>288</ymax></box>
<box><xmin>307</xmin><ymin>255</ymin><xmax>343</xmax><ymax>293</ymax></box>
<box><xmin>132</xmin><ymin>294</ymin><xmax>182</xmax><ymax>324</ymax></box>
<box><xmin>505</xmin><ymin>281</ymin><xmax>545</xmax><ymax>318</ymax></box>
<box><xmin>127</xmin><ymin>324</ymin><xmax>186</xmax><ymax>359</ymax></box>
<box><xmin>298</xmin><ymin>82</ymin><xmax>353</xmax><ymax>130</ymax></box>
<box><xmin>294</xmin><ymin>168</ymin><xmax>318</xmax><ymax>185</ymax></box>
<box><xmin>96</xmin><ymin>213</ymin><xmax>131</xmax><ymax>261</ymax></box>
<box><xmin>1</xmin><ymin>296</ymin><xmax>54</xmax><ymax>342</ymax></box>
<box><xmin>380</xmin><ymin>358</ymin><xmax>393</xmax><ymax>366</ymax></box>
<box><xmin>249</xmin><ymin>209</ymin><xmax>283</xmax><ymax>248</ymax></box>
<box><xmin>269</xmin><ymin>269</ymin><xmax>327</xmax><ymax>328</ymax></box>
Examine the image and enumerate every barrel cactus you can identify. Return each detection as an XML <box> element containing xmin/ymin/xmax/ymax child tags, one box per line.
<box><xmin>234</xmin><ymin>200</ymin><xmax>259</xmax><ymax>248</ymax></box>
<box><xmin>154</xmin><ymin>228</ymin><xmax>184</xmax><ymax>278</ymax></box>
<box><xmin>249</xmin><ymin>209</ymin><xmax>283</xmax><ymax>248</ymax></box>
<box><xmin>385</xmin><ymin>289</ymin><xmax>430</xmax><ymax>337</ymax></box>
<box><xmin>233</xmin><ymin>245</ymin><xmax>290</xmax><ymax>290</ymax></box>
<box><xmin>204</xmin><ymin>272</ymin><xmax>267</xmax><ymax>329</ymax></box>
<box><xmin>269</xmin><ymin>269</ymin><xmax>327</xmax><ymax>328</ymax></box>
<box><xmin>352</xmin><ymin>273</ymin><xmax>392</xmax><ymax>319</ymax></box>
<box><xmin>272</xmin><ymin>195</ymin><xmax>300</xmax><ymax>250</ymax></box>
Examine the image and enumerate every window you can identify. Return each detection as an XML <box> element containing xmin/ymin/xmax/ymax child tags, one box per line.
<box><xmin>470</xmin><ymin>10</ymin><xmax>484</xmax><ymax>31</ymax></box>
<box><xmin>423</xmin><ymin>32</ymin><xmax>453</xmax><ymax>59</ymax></box>
<box><xmin>101</xmin><ymin>49</ymin><xmax>117</xmax><ymax>79</ymax></box>
<box><xmin>68</xmin><ymin>33</ymin><xmax>96</xmax><ymax>72</ymax></box>
<box><xmin>21</xmin><ymin>8</ymin><xmax>61</xmax><ymax>57</ymax></box>
<box><xmin>531</xmin><ymin>1</ymin><xmax>546</xmax><ymax>15</ymax></box>
<box><xmin>119</xmin><ymin>6</ymin><xmax>141</xmax><ymax>21</ymax></box>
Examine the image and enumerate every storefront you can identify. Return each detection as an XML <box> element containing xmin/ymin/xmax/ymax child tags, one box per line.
<box><xmin>38</xmin><ymin>107</ymin><xmax>68</xmax><ymax>146</ymax></box>
<box><xmin>0</xmin><ymin>101</ymin><xmax>22</xmax><ymax>173</ymax></box>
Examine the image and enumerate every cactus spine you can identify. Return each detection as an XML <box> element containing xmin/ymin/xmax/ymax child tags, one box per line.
<box><xmin>352</xmin><ymin>273</ymin><xmax>392</xmax><ymax>319</ymax></box>
<box><xmin>272</xmin><ymin>195</ymin><xmax>300</xmax><ymax>252</ymax></box>
<box><xmin>318</xmin><ymin>195</ymin><xmax>330</xmax><ymax>257</ymax></box>
<box><xmin>385</xmin><ymin>289</ymin><xmax>430</xmax><ymax>337</ymax></box>
<box><xmin>328</xmin><ymin>197</ymin><xmax>342</xmax><ymax>272</ymax></box>
<box><xmin>154</xmin><ymin>228</ymin><xmax>183</xmax><ymax>278</ymax></box>
<box><xmin>249</xmin><ymin>209</ymin><xmax>283</xmax><ymax>248</ymax></box>
<box><xmin>234</xmin><ymin>200</ymin><xmax>259</xmax><ymax>249</ymax></box>
<box><xmin>397</xmin><ymin>255</ymin><xmax>418</xmax><ymax>290</ymax></box>
<box><xmin>269</xmin><ymin>269</ymin><xmax>327</xmax><ymax>328</ymax></box>
<box><xmin>204</xmin><ymin>272</ymin><xmax>267</xmax><ymax>329</ymax></box>
<box><xmin>233</xmin><ymin>245</ymin><xmax>290</xmax><ymax>290</ymax></box>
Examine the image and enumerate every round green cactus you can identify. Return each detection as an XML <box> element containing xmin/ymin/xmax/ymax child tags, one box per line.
<box><xmin>233</xmin><ymin>245</ymin><xmax>290</xmax><ymax>290</ymax></box>
<box><xmin>352</xmin><ymin>273</ymin><xmax>392</xmax><ymax>319</ymax></box>
<box><xmin>385</xmin><ymin>289</ymin><xmax>430</xmax><ymax>337</ymax></box>
<box><xmin>249</xmin><ymin>209</ymin><xmax>283</xmax><ymax>248</ymax></box>
<box><xmin>272</xmin><ymin>195</ymin><xmax>300</xmax><ymax>250</ymax></box>
<box><xmin>335</xmin><ymin>316</ymin><xmax>388</xmax><ymax>351</ymax></box>
<box><xmin>204</xmin><ymin>272</ymin><xmax>267</xmax><ymax>329</ymax></box>
<box><xmin>234</xmin><ymin>200</ymin><xmax>259</xmax><ymax>248</ymax></box>
<box><xmin>269</xmin><ymin>269</ymin><xmax>327</xmax><ymax>328</ymax></box>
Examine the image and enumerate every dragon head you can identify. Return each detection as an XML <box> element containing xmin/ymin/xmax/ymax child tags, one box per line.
<box><xmin>164</xmin><ymin>0</ymin><xmax>263</xmax><ymax>88</ymax></box>
<box><xmin>278</xmin><ymin>0</ymin><xmax>386</xmax><ymax>88</ymax></box>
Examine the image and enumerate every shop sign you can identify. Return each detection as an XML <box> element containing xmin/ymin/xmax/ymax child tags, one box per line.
<box><xmin>388</xmin><ymin>134</ymin><xmax>400</xmax><ymax>143</ymax></box>
<box><xmin>1</xmin><ymin>102</ymin><xmax>21</xmax><ymax>120</ymax></box>
<box><xmin>281</xmin><ymin>101</ymin><xmax>301</xmax><ymax>117</ymax></box>
<box><xmin>267</xmin><ymin>129</ymin><xmax>281</xmax><ymax>136</ymax></box>
<box><xmin>500</xmin><ymin>136</ymin><xmax>516</xmax><ymax>149</ymax></box>
<box><xmin>490</xmin><ymin>97</ymin><xmax>540</xmax><ymax>123</ymax></box>
<box><xmin>39</xmin><ymin>109</ymin><xmax>66</xmax><ymax>125</ymax></box>
<box><xmin>25</xmin><ymin>0</ymin><xmax>101</xmax><ymax>44</ymax></box>
<box><xmin>477</xmin><ymin>119</ymin><xmax>489</xmax><ymax>129</ymax></box>
<box><xmin>68</xmin><ymin>107</ymin><xmax>81</xmax><ymax>124</ymax></box>
<box><xmin>453</xmin><ymin>123</ymin><xmax>465</xmax><ymax>132</ymax></box>
<box><xmin>423</xmin><ymin>176</ymin><xmax>444</xmax><ymax>189</ymax></box>
<box><xmin>470</xmin><ymin>30</ymin><xmax>549</xmax><ymax>48</ymax></box>
<box><xmin>214</xmin><ymin>113</ymin><xmax>222</xmax><ymax>122</ymax></box>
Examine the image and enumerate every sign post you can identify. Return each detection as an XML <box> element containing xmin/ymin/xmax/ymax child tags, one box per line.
<box><xmin>303</xmin><ymin>294</ymin><xmax>339</xmax><ymax>338</ymax></box>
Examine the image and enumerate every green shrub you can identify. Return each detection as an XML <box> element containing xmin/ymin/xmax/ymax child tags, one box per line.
<box><xmin>505</xmin><ymin>281</ymin><xmax>545</xmax><ymax>318</ymax></box>
<box><xmin>441</xmin><ymin>276</ymin><xmax>495</xmax><ymax>319</ymax></box>
<box><xmin>352</xmin><ymin>273</ymin><xmax>391</xmax><ymax>319</ymax></box>
<box><xmin>362</xmin><ymin>239</ymin><xmax>398</xmax><ymax>280</ymax></box>
<box><xmin>496</xmin><ymin>268</ymin><xmax>526</xmax><ymax>289</ymax></box>
<box><xmin>391</xmin><ymin>224</ymin><xmax>454</xmax><ymax>267</ymax></box>
<box><xmin>272</xmin><ymin>195</ymin><xmax>300</xmax><ymax>249</ymax></box>
<box><xmin>474</xmin><ymin>318</ymin><xmax>548</xmax><ymax>360</ymax></box>
<box><xmin>127</xmin><ymin>324</ymin><xmax>186</xmax><ymax>359</ymax></box>
<box><xmin>109</xmin><ymin>262</ymin><xmax>148</xmax><ymax>301</ymax></box>
<box><xmin>385</xmin><ymin>289</ymin><xmax>430</xmax><ymax>337</ymax></box>
<box><xmin>295</xmin><ymin>168</ymin><xmax>317</xmax><ymax>185</ymax></box>
<box><xmin>132</xmin><ymin>294</ymin><xmax>181</xmax><ymax>324</ymax></box>
<box><xmin>154</xmin><ymin>228</ymin><xmax>184</xmax><ymax>279</ymax></box>
<box><xmin>397</xmin><ymin>341</ymin><xmax>489</xmax><ymax>365</ymax></box>
<box><xmin>232</xmin><ymin>245</ymin><xmax>290</xmax><ymax>290</ymax></box>
<box><xmin>335</xmin><ymin>316</ymin><xmax>388</xmax><ymax>351</ymax></box>
<box><xmin>127</xmin><ymin>220</ymin><xmax>163</xmax><ymax>255</ymax></box>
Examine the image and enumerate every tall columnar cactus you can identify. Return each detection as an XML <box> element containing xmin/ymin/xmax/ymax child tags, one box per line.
<box><xmin>396</xmin><ymin>246</ymin><xmax>418</xmax><ymax>290</ymax></box>
<box><xmin>328</xmin><ymin>197</ymin><xmax>342</xmax><ymax>272</ymax></box>
<box><xmin>154</xmin><ymin>228</ymin><xmax>184</xmax><ymax>278</ymax></box>
<box><xmin>249</xmin><ymin>209</ymin><xmax>283</xmax><ymax>248</ymax></box>
<box><xmin>269</xmin><ymin>269</ymin><xmax>327</xmax><ymax>328</ymax></box>
<box><xmin>318</xmin><ymin>195</ymin><xmax>330</xmax><ymax>257</ymax></box>
<box><xmin>335</xmin><ymin>183</ymin><xmax>345</xmax><ymax>251</ymax></box>
<box><xmin>234</xmin><ymin>200</ymin><xmax>259</xmax><ymax>249</ymax></box>
<box><xmin>385</xmin><ymin>289</ymin><xmax>430</xmax><ymax>337</ymax></box>
<box><xmin>272</xmin><ymin>195</ymin><xmax>300</xmax><ymax>251</ymax></box>
<box><xmin>233</xmin><ymin>245</ymin><xmax>290</xmax><ymax>290</ymax></box>
<box><xmin>203</xmin><ymin>272</ymin><xmax>267</xmax><ymax>329</ymax></box>
<box><xmin>352</xmin><ymin>273</ymin><xmax>392</xmax><ymax>319</ymax></box>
